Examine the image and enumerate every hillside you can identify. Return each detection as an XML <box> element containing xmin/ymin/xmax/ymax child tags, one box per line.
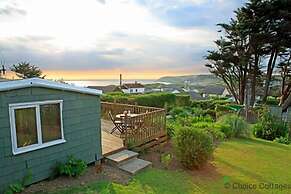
<box><xmin>156</xmin><ymin>74</ymin><xmax>224</xmax><ymax>87</ymax></box>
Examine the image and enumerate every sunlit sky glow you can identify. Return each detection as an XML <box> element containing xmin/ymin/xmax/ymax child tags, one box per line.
<box><xmin>0</xmin><ymin>0</ymin><xmax>244</xmax><ymax>79</ymax></box>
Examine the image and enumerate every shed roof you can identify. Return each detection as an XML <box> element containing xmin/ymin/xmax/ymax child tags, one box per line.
<box><xmin>0</xmin><ymin>78</ymin><xmax>102</xmax><ymax>96</ymax></box>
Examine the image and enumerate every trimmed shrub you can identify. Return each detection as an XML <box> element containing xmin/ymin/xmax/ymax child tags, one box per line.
<box><xmin>174</xmin><ymin>127</ymin><xmax>214</xmax><ymax>169</ymax></box>
<box><xmin>217</xmin><ymin>114</ymin><xmax>250</xmax><ymax>138</ymax></box>
<box><xmin>134</xmin><ymin>93</ymin><xmax>176</xmax><ymax>108</ymax></box>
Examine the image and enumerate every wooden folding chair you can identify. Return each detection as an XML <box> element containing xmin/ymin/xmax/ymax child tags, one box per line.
<box><xmin>109</xmin><ymin>111</ymin><xmax>125</xmax><ymax>134</ymax></box>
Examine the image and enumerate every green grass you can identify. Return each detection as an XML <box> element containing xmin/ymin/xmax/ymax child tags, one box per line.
<box><xmin>41</xmin><ymin>138</ymin><xmax>291</xmax><ymax>194</ymax></box>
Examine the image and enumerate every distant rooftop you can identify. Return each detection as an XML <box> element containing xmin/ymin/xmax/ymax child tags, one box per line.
<box><xmin>121</xmin><ymin>82</ymin><xmax>144</xmax><ymax>89</ymax></box>
<box><xmin>202</xmin><ymin>85</ymin><xmax>225</xmax><ymax>95</ymax></box>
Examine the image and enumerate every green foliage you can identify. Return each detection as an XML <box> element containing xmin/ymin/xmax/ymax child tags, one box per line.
<box><xmin>169</xmin><ymin>107</ymin><xmax>191</xmax><ymax>118</ymax></box>
<box><xmin>192</xmin><ymin>122</ymin><xmax>225</xmax><ymax>143</ymax></box>
<box><xmin>56</xmin><ymin>156</ymin><xmax>87</xmax><ymax>177</ymax></box>
<box><xmin>161</xmin><ymin>153</ymin><xmax>173</xmax><ymax>169</ymax></box>
<box><xmin>217</xmin><ymin>114</ymin><xmax>250</xmax><ymax>138</ymax></box>
<box><xmin>253</xmin><ymin>110</ymin><xmax>289</xmax><ymax>141</ymax></box>
<box><xmin>175</xmin><ymin>95</ymin><xmax>191</xmax><ymax>106</ymax></box>
<box><xmin>101</xmin><ymin>92</ymin><xmax>176</xmax><ymax>108</ymax></box>
<box><xmin>192</xmin><ymin>99</ymin><xmax>228</xmax><ymax>110</ymax></box>
<box><xmin>166</xmin><ymin>120</ymin><xmax>178</xmax><ymax>138</ymax></box>
<box><xmin>134</xmin><ymin>93</ymin><xmax>176</xmax><ymax>108</ymax></box>
<box><xmin>4</xmin><ymin>183</ymin><xmax>24</xmax><ymax>194</ymax></box>
<box><xmin>4</xmin><ymin>170</ymin><xmax>32</xmax><ymax>194</ymax></box>
<box><xmin>274</xmin><ymin>136</ymin><xmax>290</xmax><ymax>145</ymax></box>
<box><xmin>191</xmin><ymin>107</ymin><xmax>205</xmax><ymax>116</ymax></box>
<box><xmin>10</xmin><ymin>62</ymin><xmax>45</xmax><ymax>79</ymax></box>
<box><xmin>265</xmin><ymin>96</ymin><xmax>279</xmax><ymax>106</ymax></box>
<box><xmin>174</xmin><ymin>126</ymin><xmax>214</xmax><ymax>169</ymax></box>
<box><xmin>30</xmin><ymin>138</ymin><xmax>291</xmax><ymax>194</ymax></box>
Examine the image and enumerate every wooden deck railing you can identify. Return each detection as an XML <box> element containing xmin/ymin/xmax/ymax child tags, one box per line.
<box><xmin>101</xmin><ymin>102</ymin><xmax>167</xmax><ymax>147</ymax></box>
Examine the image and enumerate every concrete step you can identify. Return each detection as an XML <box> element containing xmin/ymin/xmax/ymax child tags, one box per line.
<box><xmin>119</xmin><ymin>158</ymin><xmax>152</xmax><ymax>175</ymax></box>
<box><xmin>105</xmin><ymin>150</ymin><xmax>139</xmax><ymax>166</ymax></box>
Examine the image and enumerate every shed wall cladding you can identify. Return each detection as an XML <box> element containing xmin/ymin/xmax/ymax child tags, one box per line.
<box><xmin>0</xmin><ymin>87</ymin><xmax>102</xmax><ymax>191</ymax></box>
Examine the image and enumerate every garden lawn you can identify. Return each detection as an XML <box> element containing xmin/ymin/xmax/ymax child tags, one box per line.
<box><xmin>41</xmin><ymin>138</ymin><xmax>291</xmax><ymax>194</ymax></box>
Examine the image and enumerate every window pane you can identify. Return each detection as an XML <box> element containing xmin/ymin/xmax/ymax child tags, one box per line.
<box><xmin>15</xmin><ymin>107</ymin><xmax>38</xmax><ymax>148</ymax></box>
<box><xmin>40</xmin><ymin>104</ymin><xmax>62</xmax><ymax>143</ymax></box>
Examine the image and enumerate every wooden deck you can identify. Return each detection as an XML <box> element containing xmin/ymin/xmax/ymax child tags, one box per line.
<box><xmin>101</xmin><ymin>119</ymin><xmax>124</xmax><ymax>156</ymax></box>
<box><xmin>101</xmin><ymin>102</ymin><xmax>167</xmax><ymax>148</ymax></box>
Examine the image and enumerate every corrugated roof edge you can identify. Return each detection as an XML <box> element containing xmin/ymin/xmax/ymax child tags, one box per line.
<box><xmin>0</xmin><ymin>78</ymin><xmax>102</xmax><ymax>96</ymax></box>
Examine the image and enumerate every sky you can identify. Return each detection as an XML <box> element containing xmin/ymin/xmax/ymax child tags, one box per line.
<box><xmin>0</xmin><ymin>0</ymin><xmax>245</xmax><ymax>80</ymax></box>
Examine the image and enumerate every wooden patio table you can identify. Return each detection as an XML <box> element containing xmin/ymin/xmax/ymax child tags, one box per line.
<box><xmin>115</xmin><ymin>113</ymin><xmax>139</xmax><ymax>118</ymax></box>
<box><xmin>115</xmin><ymin>113</ymin><xmax>144</xmax><ymax>133</ymax></box>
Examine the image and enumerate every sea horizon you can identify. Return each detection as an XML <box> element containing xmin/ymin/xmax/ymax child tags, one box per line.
<box><xmin>65</xmin><ymin>79</ymin><xmax>165</xmax><ymax>87</ymax></box>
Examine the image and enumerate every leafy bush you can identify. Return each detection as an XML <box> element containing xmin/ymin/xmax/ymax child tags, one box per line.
<box><xmin>191</xmin><ymin>107</ymin><xmax>205</xmax><ymax>116</ymax></box>
<box><xmin>169</xmin><ymin>107</ymin><xmax>191</xmax><ymax>118</ymax></box>
<box><xmin>253</xmin><ymin>110</ymin><xmax>288</xmax><ymax>141</ymax></box>
<box><xmin>56</xmin><ymin>156</ymin><xmax>87</xmax><ymax>177</ymax></box>
<box><xmin>253</xmin><ymin>120</ymin><xmax>288</xmax><ymax>141</ymax></box>
<box><xmin>190</xmin><ymin>116</ymin><xmax>213</xmax><ymax>123</ymax></box>
<box><xmin>191</xmin><ymin>122</ymin><xmax>225</xmax><ymax>143</ymax></box>
<box><xmin>274</xmin><ymin>136</ymin><xmax>290</xmax><ymax>145</ymax></box>
<box><xmin>217</xmin><ymin>114</ymin><xmax>250</xmax><ymax>138</ymax></box>
<box><xmin>174</xmin><ymin>127</ymin><xmax>214</xmax><ymax>169</ymax></box>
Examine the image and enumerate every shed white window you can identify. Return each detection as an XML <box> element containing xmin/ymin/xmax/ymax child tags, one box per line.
<box><xmin>9</xmin><ymin>100</ymin><xmax>65</xmax><ymax>155</ymax></box>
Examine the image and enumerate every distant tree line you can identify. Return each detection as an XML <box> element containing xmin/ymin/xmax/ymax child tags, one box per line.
<box><xmin>206</xmin><ymin>0</ymin><xmax>291</xmax><ymax>106</ymax></box>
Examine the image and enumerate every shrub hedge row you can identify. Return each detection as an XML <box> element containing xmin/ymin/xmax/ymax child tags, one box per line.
<box><xmin>101</xmin><ymin>92</ymin><xmax>189</xmax><ymax>108</ymax></box>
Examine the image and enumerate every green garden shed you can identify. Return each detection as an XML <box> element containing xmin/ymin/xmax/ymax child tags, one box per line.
<box><xmin>0</xmin><ymin>78</ymin><xmax>102</xmax><ymax>191</ymax></box>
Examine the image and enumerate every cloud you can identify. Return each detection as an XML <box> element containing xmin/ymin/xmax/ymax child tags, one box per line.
<box><xmin>0</xmin><ymin>0</ymin><xmax>244</xmax><ymax>78</ymax></box>
<box><xmin>96</xmin><ymin>0</ymin><xmax>106</xmax><ymax>4</ymax></box>
<box><xmin>0</xmin><ymin>1</ymin><xmax>26</xmax><ymax>16</ymax></box>
<box><xmin>0</xmin><ymin>34</ymin><xmax>210</xmax><ymax>73</ymax></box>
<box><xmin>0</xmin><ymin>6</ymin><xmax>26</xmax><ymax>16</ymax></box>
<box><xmin>136</xmin><ymin>0</ymin><xmax>245</xmax><ymax>28</ymax></box>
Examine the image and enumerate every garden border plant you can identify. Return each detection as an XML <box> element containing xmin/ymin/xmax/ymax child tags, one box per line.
<box><xmin>56</xmin><ymin>155</ymin><xmax>87</xmax><ymax>177</ymax></box>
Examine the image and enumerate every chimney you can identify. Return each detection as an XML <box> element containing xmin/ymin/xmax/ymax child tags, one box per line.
<box><xmin>120</xmin><ymin>74</ymin><xmax>122</xmax><ymax>87</ymax></box>
<box><xmin>2</xmin><ymin>65</ymin><xmax>6</xmax><ymax>75</ymax></box>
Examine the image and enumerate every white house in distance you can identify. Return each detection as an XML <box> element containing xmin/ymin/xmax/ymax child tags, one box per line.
<box><xmin>121</xmin><ymin>82</ymin><xmax>145</xmax><ymax>94</ymax></box>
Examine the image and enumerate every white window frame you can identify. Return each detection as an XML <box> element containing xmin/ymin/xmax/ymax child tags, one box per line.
<box><xmin>9</xmin><ymin>100</ymin><xmax>65</xmax><ymax>155</ymax></box>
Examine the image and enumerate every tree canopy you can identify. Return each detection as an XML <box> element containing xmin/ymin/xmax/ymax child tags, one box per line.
<box><xmin>206</xmin><ymin>0</ymin><xmax>291</xmax><ymax>106</ymax></box>
<box><xmin>10</xmin><ymin>62</ymin><xmax>45</xmax><ymax>79</ymax></box>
